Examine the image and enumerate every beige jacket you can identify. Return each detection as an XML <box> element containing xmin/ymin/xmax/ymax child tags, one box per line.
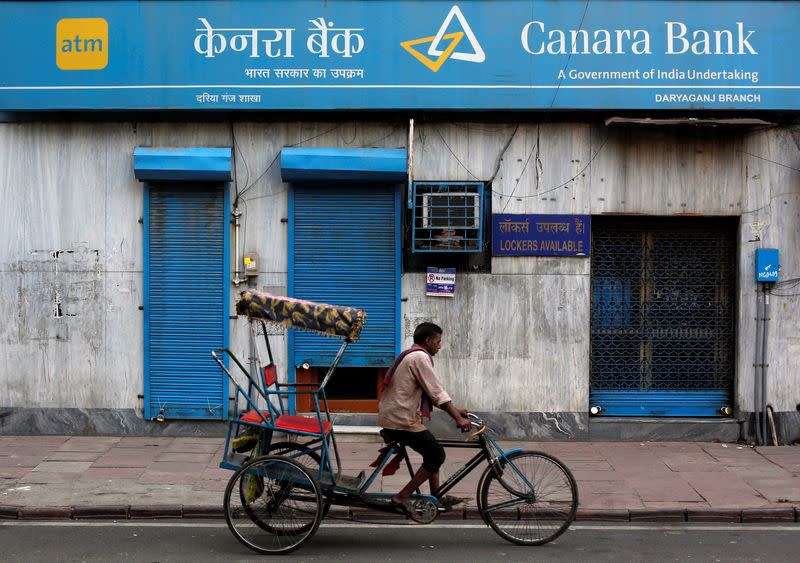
<box><xmin>378</xmin><ymin>351</ymin><xmax>452</xmax><ymax>432</ymax></box>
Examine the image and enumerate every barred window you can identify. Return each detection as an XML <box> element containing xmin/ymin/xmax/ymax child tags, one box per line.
<box><xmin>412</xmin><ymin>182</ymin><xmax>484</xmax><ymax>253</ymax></box>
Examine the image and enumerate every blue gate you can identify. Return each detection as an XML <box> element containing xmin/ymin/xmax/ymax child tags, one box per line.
<box><xmin>289</xmin><ymin>185</ymin><xmax>401</xmax><ymax>369</ymax></box>
<box><xmin>144</xmin><ymin>184</ymin><xmax>229</xmax><ymax>420</ymax></box>
<box><xmin>590</xmin><ymin>218</ymin><xmax>736</xmax><ymax>417</ymax></box>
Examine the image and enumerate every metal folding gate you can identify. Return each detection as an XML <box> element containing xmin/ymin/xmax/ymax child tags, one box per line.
<box><xmin>144</xmin><ymin>184</ymin><xmax>229</xmax><ymax>420</ymax></box>
<box><xmin>590</xmin><ymin>218</ymin><xmax>736</xmax><ymax>417</ymax></box>
<box><xmin>289</xmin><ymin>184</ymin><xmax>401</xmax><ymax>369</ymax></box>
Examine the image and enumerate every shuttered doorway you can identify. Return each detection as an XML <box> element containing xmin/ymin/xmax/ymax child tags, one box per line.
<box><xmin>144</xmin><ymin>184</ymin><xmax>229</xmax><ymax>420</ymax></box>
<box><xmin>590</xmin><ymin>217</ymin><xmax>737</xmax><ymax>417</ymax></box>
<box><xmin>290</xmin><ymin>184</ymin><xmax>400</xmax><ymax>410</ymax></box>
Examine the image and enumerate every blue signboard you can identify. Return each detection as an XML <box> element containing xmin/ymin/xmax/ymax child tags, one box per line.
<box><xmin>0</xmin><ymin>1</ymin><xmax>798</xmax><ymax>111</ymax></box>
<box><xmin>493</xmin><ymin>214</ymin><xmax>591</xmax><ymax>257</ymax></box>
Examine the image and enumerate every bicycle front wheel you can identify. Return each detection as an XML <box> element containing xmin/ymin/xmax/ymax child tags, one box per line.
<box><xmin>478</xmin><ymin>450</ymin><xmax>577</xmax><ymax>546</ymax></box>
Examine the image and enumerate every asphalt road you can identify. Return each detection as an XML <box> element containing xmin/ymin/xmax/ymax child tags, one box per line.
<box><xmin>1</xmin><ymin>521</ymin><xmax>796</xmax><ymax>562</ymax></box>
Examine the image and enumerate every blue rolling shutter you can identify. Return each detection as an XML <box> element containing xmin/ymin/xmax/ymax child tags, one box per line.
<box><xmin>290</xmin><ymin>185</ymin><xmax>400</xmax><ymax>368</ymax></box>
<box><xmin>144</xmin><ymin>185</ymin><xmax>229</xmax><ymax>420</ymax></box>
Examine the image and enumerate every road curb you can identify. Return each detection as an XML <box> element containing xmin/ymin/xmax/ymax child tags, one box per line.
<box><xmin>73</xmin><ymin>505</ymin><xmax>130</xmax><ymax>519</ymax></box>
<box><xmin>182</xmin><ymin>505</ymin><xmax>224</xmax><ymax>519</ymax></box>
<box><xmin>129</xmin><ymin>505</ymin><xmax>183</xmax><ymax>519</ymax></box>
<box><xmin>741</xmin><ymin>507</ymin><xmax>796</xmax><ymax>523</ymax></box>
<box><xmin>18</xmin><ymin>506</ymin><xmax>73</xmax><ymax>520</ymax></box>
<box><xmin>575</xmin><ymin>508</ymin><xmax>629</xmax><ymax>521</ymax></box>
<box><xmin>1</xmin><ymin>505</ymin><xmax>799</xmax><ymax>523</ymax></box>
<box><xmin>630</xmin><ymin>509</ymin><xmax>687</xmax><ymax>522</ymax></box>
<box><xmin>687</xmin><ymin>509</ymin><xmax>742</xmax><ymax>523</ymax></box>
<box><xmin>0</xmin><ymin>505</ymin><xmax>20</xmax><ymax>519</ymax></box>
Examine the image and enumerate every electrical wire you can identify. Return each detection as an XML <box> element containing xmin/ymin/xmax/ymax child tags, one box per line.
<box><xmin>493</xmin><ymin>133</ymin><xmax>610</xmax><ymax>202</ymax></box>
<box><xmin>536</xmin><ymin>134</ymin><xmax>610</xmax><ymax>197</ymax></box>
<box><xmin>239</xmin><ymin>124</ymin><xmax>404</xmax><ymax>205</ymax></box>
<box><xmin>231</xmin><ymin>122</ymin><xmax>250</xmax><ymax>208</ymax></box>
<box><xmin>740</xmin><ymin>150</ymin><xmax>800</xmax><ymax>174</ymax></box>
<box><xmin>236</xmin><ymin>123</ymin><xmax>344</xmax><ymax>201</ymax></box>
<box><xmin>487</xmin><ymin>123</ymin><xmax>520</xmax><ymax>185</ymax></box>
<box><xmin>435</xmin><ymin>128</ymin><xmax>480</xmax><ymax>180</ymax></box>
<box><xmin>231</xmin><ymin>123</ymin><xmax>239</xmax><ymax>205</ymax></box>
<box><xmin>765</xmin><ymin>276</ymin><xmax>800</xmax><ymax>297</ymax></box>
<box><xmin>362</xmin><ymin>124</ymin><xmax>404</xmax><ymax>147</ymax></box>
<box><xmin>547</xmin><ymin>0</ymin><xmax>591</xmax><ymax>110</ymax></box>
<box><xmin>237</xmin><ymin>151</ymin><xmax>281</xmax><ymax>201</ymax></box>
<box><xmin>740</xmin><ymin>190</ymin><xmax>800</xmax><ymax>215</ymax></box>
<box><xmin>340</xmin><ymin>121</ymin><xmax>358</xmax><ymax>145</ymax></box>
<box><xmin>501</xmin><ymin>128</ymin><xmax>538</xmax><ymax>212</ymax></box>
<box><xmin>493</xmin><ymin>0</ymin><xmax>593</xmax><ymax>207</ymax></box>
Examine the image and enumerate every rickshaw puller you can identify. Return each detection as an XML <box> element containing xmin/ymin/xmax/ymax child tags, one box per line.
<box><xmin>378</xmin><ymin>322</ymin><xmax>471</xmax><ymax>518</ymax></box>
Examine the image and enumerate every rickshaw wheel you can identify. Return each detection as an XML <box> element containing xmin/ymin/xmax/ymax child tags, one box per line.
<box><xmin>225</xmin><ymin>455</ymin><xmax>323</xmax><ymax>555</ymax></box>
<box><xmin>239</xmin><ymin>442</ymin><xmax>331</xmax><ymax>532</ymax></box>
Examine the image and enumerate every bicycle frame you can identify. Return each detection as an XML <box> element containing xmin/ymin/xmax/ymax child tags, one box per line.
<box><xmin>309</xmin><ymin>429</ymin><xmax>526</xmax><ymax>509</ymax></box>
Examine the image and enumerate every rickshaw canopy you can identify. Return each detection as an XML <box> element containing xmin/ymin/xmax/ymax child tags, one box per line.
<box><xmin>235</xmin><ymin>289</ymin><xmax>366</xmax><ymax>343</ymax></box>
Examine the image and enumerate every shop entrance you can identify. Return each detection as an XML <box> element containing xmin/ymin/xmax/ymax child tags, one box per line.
<box><xmin>143</xmin><ymin>183</ymin><xmax>229</xmax><ymax>420</ymax></box>
<box><xmin>289</xmin><ymin>184</ymin><xmax>401</xmax><ymax>413</ymax></box>
<box><xmin>589</xmin><ymin>217</ymin><xmax>737</xmax><ymax>417</ymax></box>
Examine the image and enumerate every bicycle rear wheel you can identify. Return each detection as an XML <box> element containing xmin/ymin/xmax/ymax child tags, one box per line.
<box><xmin>478</xmin><ymin>450</ymin><xmax>577</xmax><ymax>546</ymax></box>
<box><xmin>225</xmin><ymin>455</ymin><xmax>323</xmax><ymax>555</ymax></box>
<box><xmin>238</xmin><ymin>442</ymin><xmax>330</xmax><ymax>534</ymax></box>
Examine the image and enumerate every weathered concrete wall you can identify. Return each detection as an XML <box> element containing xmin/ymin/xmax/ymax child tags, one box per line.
<box><xmin>739</xmin><ymin>126</ymin><xmax>800</xmax><ymax>414</ymax></box>
<box><xmin>1</xmin><ymin>119</ymin><xmax>799</xmax><ymax>437</ymax></box>
<box><xmin>0</xmin><ymin>122</ymin><xmax>142</xmax><ymax>411</ymax></box>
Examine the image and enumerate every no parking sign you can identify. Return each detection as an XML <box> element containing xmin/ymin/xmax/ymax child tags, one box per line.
<box><xmin>426</xmin><ymin>268</ymin><xmax>456</xmax><ymax>297</ymax></box>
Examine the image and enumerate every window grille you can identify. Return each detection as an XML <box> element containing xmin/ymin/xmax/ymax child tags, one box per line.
<box><xmin>412</xmin><ymin>182</ymin><xmax>484</xmax><ymax>252</ymax></box>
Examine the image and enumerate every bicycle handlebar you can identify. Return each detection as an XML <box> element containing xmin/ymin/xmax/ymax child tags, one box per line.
<box><xmin>466</xmin><ymin>412</ymin><xmax>487</xmax><ymax>439</ymax></box>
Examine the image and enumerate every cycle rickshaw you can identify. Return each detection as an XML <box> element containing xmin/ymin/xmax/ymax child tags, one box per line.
<box><xmin>212</xmin><ymin>289</ymin><xmax>578</xmax><ymax>554</ymax></box>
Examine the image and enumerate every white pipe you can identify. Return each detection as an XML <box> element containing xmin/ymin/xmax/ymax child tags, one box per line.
<box><xmin>761</xmin><ymin>289</ymin><xmax>771</xmax><ymax>444</ymax></box>
<box><xmin>232</xmin><ymin>207</ymin><xmax>244</xmax><ymax>285</ymax></box>
<box><xmin>754</xmin><ymin>285</ymin><xmax>763</xmax><ymax>445</ymax></box>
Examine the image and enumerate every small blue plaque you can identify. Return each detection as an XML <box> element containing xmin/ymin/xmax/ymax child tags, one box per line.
<box><xmin>755</xmin><ymin>248</ymin><xmax>780</xmax><ymax>282</ymax></box>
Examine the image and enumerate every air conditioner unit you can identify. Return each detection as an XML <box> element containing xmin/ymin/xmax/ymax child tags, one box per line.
<box><xmin>421</xmin><ymin>192</ymin><xmax>481</xmax><ymax>229</ymax></box>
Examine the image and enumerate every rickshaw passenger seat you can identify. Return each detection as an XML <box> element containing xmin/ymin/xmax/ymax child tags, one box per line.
<box><xmin>240</xmin><ymin>409</ymin><xmax>332</xmax><ymax>436</ymax></box>
<box><xmin>274</xmin><ymin>414</ymin><xmax>332</xmax><ymax>435</ymax></box>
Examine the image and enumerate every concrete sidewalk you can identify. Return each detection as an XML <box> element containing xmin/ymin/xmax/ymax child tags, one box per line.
<box><xmin>1</xmin><ymin>435</ymin><xmax>799</xmax><ymax>522</ymax></box>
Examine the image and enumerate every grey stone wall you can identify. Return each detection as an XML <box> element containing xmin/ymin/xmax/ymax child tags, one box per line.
<box><xmin>1</xmin><ymin>119</ymin><xmax>798</xmax><ymax>439</ymax></box>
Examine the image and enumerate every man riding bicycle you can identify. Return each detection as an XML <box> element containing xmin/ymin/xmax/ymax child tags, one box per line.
<box><xmin>378</xmin><ymin>322</ymin><xmax>471</xmax><ymax>518</ymax></box>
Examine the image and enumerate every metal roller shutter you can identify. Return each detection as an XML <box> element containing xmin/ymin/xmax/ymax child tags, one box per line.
<box><xmin>144</xmin><ymin>185</ymin><xmax>229</xmax><ymax>420</ymax></box>
<box><xmin>589</xmin><ymin>217</ymin><xmax>736</xmax><ymax>417</ymax></box>
<box><xmin>290</xmin><ymin>185</ymin><xmax>400</xmax><ymax>368</ymax></box>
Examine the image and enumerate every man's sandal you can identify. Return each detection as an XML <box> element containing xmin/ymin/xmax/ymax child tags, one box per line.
<box><xmin>390</xmin><ymin>498</ymin><xmax>426</xmax><ymax>523</ymax></box>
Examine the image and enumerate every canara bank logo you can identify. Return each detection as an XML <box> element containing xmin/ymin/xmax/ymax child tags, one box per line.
<box><xmin>400</xmin><ymin>5</ymin><xmax>485</xmax><ymax>72</ymax></box>
<box><xmin>56</xmin><ymin>18</ymin><xmax>108</xmax><ymax>70</ymax></box>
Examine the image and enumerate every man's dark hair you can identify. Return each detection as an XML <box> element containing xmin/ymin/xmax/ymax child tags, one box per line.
<box><xmin>413</xmin><ymin>322</ymin><xmax>443</xmax><ymax>345</ymax></box>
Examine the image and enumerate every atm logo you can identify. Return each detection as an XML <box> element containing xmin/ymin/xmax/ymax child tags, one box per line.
<box><xmin>400</xmin><ymin>5</ymin><xmax>485</xmax><ymax>72</ymax></box>
<box><xmin>56</xmin><ymin>18</ymin><xmax>108</xmax><ymax>70</ymax></box>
